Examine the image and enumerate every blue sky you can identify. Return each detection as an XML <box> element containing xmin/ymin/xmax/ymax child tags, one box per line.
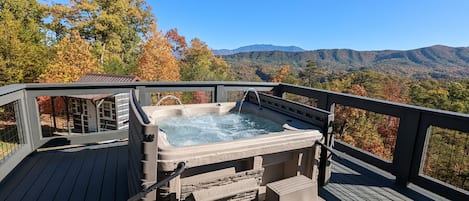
<box><xmin>151</xmin><ymin>0</ymin><xmax>469</xmax><ymax>51</ymax></box>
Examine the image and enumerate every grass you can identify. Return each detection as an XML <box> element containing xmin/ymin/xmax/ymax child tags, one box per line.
<box><xmin>0</xmin><ymin>140</ymin><xmax>20</xmax><ymax>161</ymax></box>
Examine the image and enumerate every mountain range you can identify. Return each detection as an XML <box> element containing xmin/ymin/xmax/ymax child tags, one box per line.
<box><xmin>221</xmin><ymin>45</ymin><xmax>469</xmax><ymax>79</ymax></box>
<box><xmin>214</xmin><ymin>44</ymin><xmax>304</xmax><ymax>55</ymax></box>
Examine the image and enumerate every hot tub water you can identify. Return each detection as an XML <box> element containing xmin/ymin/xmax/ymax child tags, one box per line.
<box><xmin>158</xmin><ymin>113</ymin><xmax>284</xmax><ymax>146</ymax></box>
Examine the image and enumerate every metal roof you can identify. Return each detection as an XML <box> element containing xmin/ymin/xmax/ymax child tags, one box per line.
<box><xmin>77</xmin><ymin>74</ymin><xmax>141</xmax><ymax>83</ymax></box>
<box><xmin>69</xmin><ymin>74</ymin><xmax>141</xmax><ymax>101</ymax></box>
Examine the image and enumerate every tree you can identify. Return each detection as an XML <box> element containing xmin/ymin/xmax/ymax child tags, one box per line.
<box><xmin>180</xmin><ymin>38</ymin><xmax>232</xmax><ymax>81</ymax></box>
<box><xmin>298</xmin><ymin>60</ymin><xmax>325</xmax><ymax>88</ymax></box>
<box><xmin>271</xmin><ymin>64</ymin><xmax>298</xmax><ymax>84</ymax></box>
<box><xmin>0</xmin><ymin>0</ymin><xmax>48</xmax><ymax>85</ymax></box>
<box><xmin>47</xmin><ymin>0</ymin><xmax>154</xmax><ymax>74</ymax></box>
<box><xmin>40</xmin><ymin>31</ymin><xmax>100</xmax><ymax>83</ymax></box>
<box><xmin>136</xmin><ymin>22</ymin><xmax>179</xmax><ymax>81</ymax></box>
<box><xmin>334</xmin><ymin>85</ymin><xmax>390</xmax><ymax>158</ymax></box>
<box><xmin>165</xmin><ymin>28</ymin><xmax>187</xmax><ymax>56</ymax></box>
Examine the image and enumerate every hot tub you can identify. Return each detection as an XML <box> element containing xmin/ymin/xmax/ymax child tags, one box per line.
<box><xmin>144</xmin><ymin>101</ymin><xmax>323</xmax><ymax>171</ymax></box>
<box><xmin>130</xmin><ymin>92</ymin><xmax>332</xmax><ymax>200</ymax></box>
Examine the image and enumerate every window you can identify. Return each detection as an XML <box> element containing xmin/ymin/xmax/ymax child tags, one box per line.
<box><xmin>103</xmin><ymin>102</ymin><xmax>112</xmax><ymax>118</ymax></box>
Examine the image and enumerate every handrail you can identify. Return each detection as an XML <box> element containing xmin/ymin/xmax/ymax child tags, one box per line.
<box><xmin>130</xmin><ymin>90</ymin><xmax>150</xmax><ymax>124</ymax></box>
<box><xmin>315</xmin><ymin>140</ymin><xmax>344</xmax><ymax>160</ymax></box>
<box><xmin>127</xmin><ymin>162</ymin><xmax>186</xmax><ymax>201</ymax></box>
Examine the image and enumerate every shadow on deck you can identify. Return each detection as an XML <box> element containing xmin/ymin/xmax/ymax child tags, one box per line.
<box><xmin>0</xmin><ymin>142</ymin><xmax>447</xmax><ymax>201</ymax></box>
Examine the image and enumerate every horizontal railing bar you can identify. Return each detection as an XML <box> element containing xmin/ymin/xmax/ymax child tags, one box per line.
<box><xmin>223</xmin><ymin>86</ymin><xmax>274</xmax><ymax>91</ymax></box>
<box><xmin>334</xmin><ymin>141</ymin><xmax>393</xmax><ymax>172</ymax></box>
<box><xmin>38</xmin><ymin>130</ymin><xmax>128</xmax><ymax>148</ymax></box>
<box><xmin>0</xmin><ymin>91</ymin><xmax>23</xmax><ymax>107</ymax></box>
<box><xmin>21</xmin><ymin>81</ymin><xmax>279</xmax><ymax>90</ymax></box>
<box><xmin>26</xmin><ymin>88</ymin><xmax>136</xmax><ymax>97</ymax></box>
<box><xmin>142</xmin><ymin>87</ymin><xmax>214</xmax><ymax>92</ymax></box>
<box><xmin>420</xmin><ymin>111</ymin><xmax>469</xmax><ymax>133</ymax></box>
<box><xmin>279</xmin><ymin>83</ymin><xmax>469</xmax><ymax>120</ymax></box>
<box><xmin>0</xmin><ymin>84</ymin><xmax>26</xmax><ymax>97</ymax></box>
<box><xmin>412</xmin><ymin>174</ymin><xmax>469</xmax><ymax>201</ymax></box>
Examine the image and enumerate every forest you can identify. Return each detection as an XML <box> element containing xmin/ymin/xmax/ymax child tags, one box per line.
<box><xmin>267</xmin><ymin>62</ymin><xmax>468</xmax><ymax>190</ymax></box>
<box><xmin>0</xmin><ymin>0</ymin><xmax>231</xmax><ymax>86</ymax></box>
<box><xmin>0</xmin><ymin>0</ymin><xmax>467</xmax><ymax>191</ymax></box>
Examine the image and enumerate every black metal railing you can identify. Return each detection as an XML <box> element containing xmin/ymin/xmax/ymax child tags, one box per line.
<box><xmin>0</xmin><ymin>81</ymin><xmax>467</xmax><ymax>200</ymax></box>
<box><xmin>127</xmin><ymin>162</ymin><xmax>186</xmax><ymax>201</ymax></box>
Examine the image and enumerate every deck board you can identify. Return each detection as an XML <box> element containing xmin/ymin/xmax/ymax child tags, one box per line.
<box><xmin>99</xmin><ymin>145</ymin><xmax>119</xmax><ymax>201</ymax></box>
<box><xmin>53</xmin><ymin>150</ymin><xmax>87</xmax><ymax>201</ymax></box>
<box><xmin>115</xmin><ymin>145</ymin><xmax>129</xmax><ymax>201</ymax></box>
<box><xmin>69</xmin><ymin>148</ymin><xmax>98</xmax><ymax>201</ymax></box>
<box><xmin>84</xmin><ymin>148</ymin><xmax>109</xmax><ymax>201</ymax></box>
<box><xmin>0</xmin><ymin>142</ymin><xmax>128</xmax><ymax>201</ymax></box>
<box><xmin>22</xmin><ymin>154</ymin><xmax>64</xmax><ymax>201</ymax></box>
<box><xmin>0</xmin><ymin>152</ymin><xmax>42</xmax><ymax>201</ymax></box>
<box><xmin>37</xmin><ymin>153</ymin><xmax>74</xmax><ymax>201</ymax></box>
<box><xmin>0</xmin><ymin>142</ymin><xmax>451</xmax><ymax>201</ymax></box>
<box><xmin>5</xmin><ymin>153</ymin><xmax>52</xmax><ymax>201</ymax></box>
<box><xmin>319</xmin><ymin>154</ymin><xmax>449</xmax><ymax>201</ymax></box>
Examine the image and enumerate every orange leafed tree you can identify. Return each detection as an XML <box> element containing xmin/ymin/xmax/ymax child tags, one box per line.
<box><xmin>335</xmin><ymin>84</ymin><xmax>389</xmax><ymax>159</ymax></box>
<box><xmin>271</xmin><ymin>65</ymin><xmax>290</xmax><ymax>82</ymax></box>
<box><xmin>40</xmin><ymin>30</ymin><xmax>100</xmax><ymax>83</ymax></box>
<box><xmin>137</xmin><ymin>22</ymin><xmax>179</xmax><ymax>81</ymax></box>
<box><xmin>165</xmin><ymin>28</ymin><xmax>187</xmax><ymax>56</ymax></box>
<box><xmin>271</xmin><ymin>64</ymin><xmax>298</xmax><ymax>84</ymax></box>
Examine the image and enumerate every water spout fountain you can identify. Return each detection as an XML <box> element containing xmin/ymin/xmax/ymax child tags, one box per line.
<box><xmin>238</xmin><ymin>88</ymin><xmax>262</xmax><ymax>114</ymax></box>
<box><xmin>156</xmin><ymin>95</ymin><xmax>184</xmax><ymax>107</ymax></box>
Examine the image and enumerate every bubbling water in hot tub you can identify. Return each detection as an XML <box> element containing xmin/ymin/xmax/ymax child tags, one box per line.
<box><xmin>158</xmin><ymin>113</ymin><xmax>284</xmax><ymax>147</ymax></box>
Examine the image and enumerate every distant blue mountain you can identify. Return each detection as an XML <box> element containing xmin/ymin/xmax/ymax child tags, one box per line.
<box><xmin>214</xmin><ymin>44</ymin><xmax>305</xmax><ymax>55</ymax></box>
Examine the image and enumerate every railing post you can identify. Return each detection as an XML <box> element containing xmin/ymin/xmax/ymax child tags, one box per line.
<box><xmin>215</xmin><ymin>85</ymin><xmax>227</xmax><ymax>102</ymax></box>
<box><xmin>273</xmin><ymin>85</ymin><xmax>285</xmax><ymax>98</ymax></box>
<box><xmin>393</xmin><ymin>110</ymin><xmax>421</xmax><ymax>186</ymax></box>
<box><xmin>23</xmin><ymin>90</ymin><xmax>43</xmax><ymax>150</ymax></box>
<box><xmin>136</xmin><ymin>86</ymin><xmax>150</xmax><ymax>106</ymax></box>
<box><xmin>318</xmin><ymin>96</ymin><xmax>334</xmax><ymax>186</ymax></box>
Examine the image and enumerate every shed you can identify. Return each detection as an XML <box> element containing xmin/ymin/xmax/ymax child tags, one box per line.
<box><xmin>67</xmin><ymin>74</ymin><xmax>140</xmax><ymax>133</ymax></box>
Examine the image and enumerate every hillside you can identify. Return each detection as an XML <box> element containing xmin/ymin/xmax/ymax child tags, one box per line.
<box><xmin>214</xmin><ymin>44</ymin><xmax>304</xmax><ymax>55</ymax></box>
<box><xmin>223</xmin><ymin>45</ymin><xmax>469</xmax><ymax>79</ymax></box>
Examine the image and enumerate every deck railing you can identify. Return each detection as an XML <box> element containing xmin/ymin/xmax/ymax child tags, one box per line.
<box><xmin>275</xmin><ymin>83</ymin><xmax>469</xmax><ymax>200</ymax></box>
<box><xmin>0</xmin><ymin>82</ymin><xmax>277</xmax><ymax>182</ymax></box>
<box><xmin>0</xmin><ymin>81</ymin><xmax>467</xmax><ymax>200</ymax></box>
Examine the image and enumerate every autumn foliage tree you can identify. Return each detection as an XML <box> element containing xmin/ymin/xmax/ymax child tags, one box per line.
<box><xmin>137</xmin><ymin>22</ymin><xmax>179</xmax><ymax>81</ymax></box>
<box><xmin>334</xmin><ymin>84</ymin><xmax>389</xmax><ymax>158</ymax></box>
<box><xmin>271</xmin><ymin>64</ymin><xmax>297</xmax><ymax>84</ymax></box>
<box><xmin>165</xmin><ymin>28</ymin><xmax>187</xmax><ymax>56</ymax></box>
<box><xmin>180</xmin><ymin>38</ymin><xmax>232</xmax><ymax>81</ymax></box>
<box><xmin>40</xmin><ymin>31</ymin><xmax>100</xmax><ymax>83</ymax></box>
<box><xmin>178</xmin><ymin>38</ymin><xmax>232</xmax><ymax>103</ymax></box>
<box><xmin>0</xmin><ymin>0</ymin><xmax>48</xmax><ymax>85</ymax></box>
<box><xmin>47</xmin><ymin>0</ymin><xmax>154</xmax><ymax>75</ymax></box>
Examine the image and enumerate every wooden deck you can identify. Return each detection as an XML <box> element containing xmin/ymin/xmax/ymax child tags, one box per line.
<box><xmin>0</xmin><ymin>142</ymin><xmax>447</xmax><ymax>201</ymax></box>
<box><xmin>0</xmin><ymin>142</ymin><xmax>128</xmax><ymax>201</ymax></box>
<box><xmin>319</xmin><ymin>154</ymin><xmax>448</xmax><ymax>201</ymax></box>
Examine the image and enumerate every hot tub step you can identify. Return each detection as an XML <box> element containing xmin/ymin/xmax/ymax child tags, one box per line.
<box><xmin>266</xmin><ymin>175</ymin><xmax>317</xmax><ymax>201</ymax></box>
